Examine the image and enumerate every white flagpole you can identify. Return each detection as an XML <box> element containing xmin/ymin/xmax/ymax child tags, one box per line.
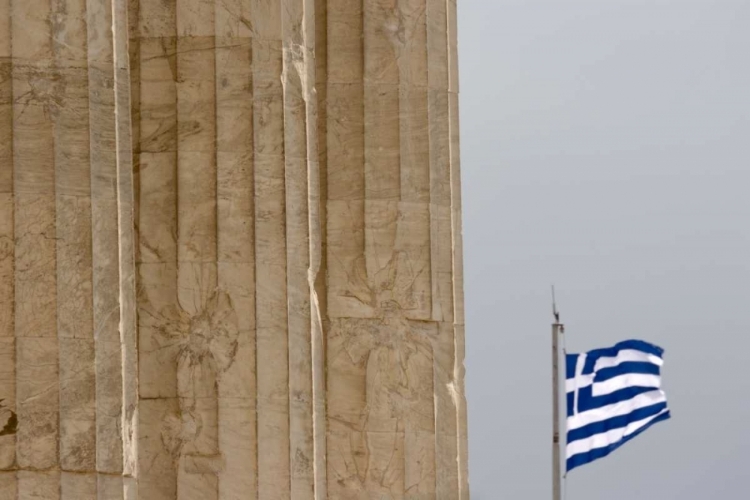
<box><xmin>552</xmin><ymin>288</ymin><xmax>564</xmax><ymax>500</ymax></box>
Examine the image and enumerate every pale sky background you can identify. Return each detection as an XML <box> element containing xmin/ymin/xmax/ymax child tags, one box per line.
<box><xmin>459</xmin><ymin>1</ymin><xmax>750</xmax><ymax>499</ymax></box>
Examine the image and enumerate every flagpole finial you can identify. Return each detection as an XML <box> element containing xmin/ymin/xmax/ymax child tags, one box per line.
<box><xmin>552</xmin><ymin>285</ymin><xmax>561</xmax><ymax>325</ymax></box>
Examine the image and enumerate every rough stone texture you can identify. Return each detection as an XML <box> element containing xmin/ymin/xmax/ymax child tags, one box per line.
<box><xmin>0</xmin><ymin>0</ymin><xmax>466</xmax><ymax>498</ymax></box>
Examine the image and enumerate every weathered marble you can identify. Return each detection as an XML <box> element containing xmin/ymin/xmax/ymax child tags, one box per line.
<box><xmin>0</xmin><ymin>0</ymin><xmax>466</xmax><ymax>498</ymax></box>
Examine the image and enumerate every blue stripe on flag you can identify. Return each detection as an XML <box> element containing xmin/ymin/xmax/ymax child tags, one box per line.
<box><xmin>566</xmin><ymin>354</ymin><xmax>578</xmax><ymax>379</ymax></box>
<box><xmin>570</xmin><ymin>385</ymin><xmax>658</xmax><ymax>414</ymax></box>
<box><xmin>566</xmin><ymin>410</ymin><xmax>671</xmax><ymax>471</ymax></box>
<box><xmin>584</xmin><ymin>339</ymin><xmax>664</xmax><ymax>361</ymax></box>
<box><xmin>594</xmin><ymin>361</ymin><xmax>660</xmax><ymax>383</ymax></box>
<box><xmin>580</xmin><ymin>341</ymin><xmax>663</xmax><ymax>375</ymax></box>
<box><xmin>566</xmin><ymin>392</ymin><xmax>575</xmax><ymax>418</ymax></box>
<box><xmin>567</xmin><ymin>401</ymin><xmax>668</xmax><ymax>444</ymax></box>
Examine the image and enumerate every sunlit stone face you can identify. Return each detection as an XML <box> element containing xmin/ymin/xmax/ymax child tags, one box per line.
<box><xmin>0</xmin><ymin>0</ymin><xmax>466</xmax><ymax>497</ymax></box>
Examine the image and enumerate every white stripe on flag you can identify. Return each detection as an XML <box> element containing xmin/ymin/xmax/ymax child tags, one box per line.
<box><xmin>566</xmin><ymin>374</ymin><xmax>593</xmax><ymax>393</ymax></box>
<box><xmin>573</xmin><ymin>354</ymin><xmax>586</xmax><ymax>415</ymax></box>
<box><xmin>592</xmin><ymin>373</ymin><xmax>662</xmax><ymax>396</ymax></box>
<box><xmin>566</xmin><ymin>407</ymin><xmax>670</xmax><ymax>459</ymax></box>
<box><xmin>565</xmin><ymin>349</ymin><xmax>662</xmax><ymax>393</ymax></box>
<box><xmin>568</xmin><ymin>390</ymin><xmax>667</xmax><ymax>431</ymax></box>
<box><xmin>594</xmin><ymin>349</ymin><xmax>663</xmax><ymax>370</ymax></box>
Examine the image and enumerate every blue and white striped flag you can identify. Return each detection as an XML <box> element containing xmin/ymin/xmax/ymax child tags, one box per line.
<box><xmin>565</xmin><ymin>340</ymin><xmax>670</xmax><ymax>471</ymax></box>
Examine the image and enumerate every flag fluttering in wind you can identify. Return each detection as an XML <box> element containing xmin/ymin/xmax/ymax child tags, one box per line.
<box><xmin>565</xmin><ymin>340</ymin><xmax>670</xmax><ymax>472</ymax></box>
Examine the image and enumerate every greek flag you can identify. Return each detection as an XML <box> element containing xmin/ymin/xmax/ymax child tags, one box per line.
<box><xmin>565</xmin><ymin>340</ymin><xmax>670</xmax><ymax>471</ymax></box>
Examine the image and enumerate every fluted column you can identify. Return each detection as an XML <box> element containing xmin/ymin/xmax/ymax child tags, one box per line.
<box><xmin>323</xmin><ymin>0</ymin><xmax>468</xmax><ymax>498</ymax></box>
<box><xmin>131</xmin><ymin>0</ymin><xmax>322</xmax><ymax>498</ymax></box>
<box><xmin>0</xmin><ymin>0</ymin><xmax>137</xmax><ymax>498</ymax></box>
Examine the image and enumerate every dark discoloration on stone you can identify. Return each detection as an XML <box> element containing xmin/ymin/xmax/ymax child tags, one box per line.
<box><xmin>0</xmin><ymin>400</ymin><xmax>17</xmax><ymax>437</ymax></box>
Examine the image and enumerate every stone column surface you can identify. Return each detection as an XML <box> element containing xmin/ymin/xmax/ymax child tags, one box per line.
<box><xmin>0</xmin><ymin>0</ymin><xmax>467</xmax><ymax>499</ymax></box>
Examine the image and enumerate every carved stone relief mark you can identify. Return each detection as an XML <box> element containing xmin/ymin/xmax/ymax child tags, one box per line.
<box><xmin>142</xmin><ymin>288</ymin><xmax>238</xmax><ymax>476</ymax></box>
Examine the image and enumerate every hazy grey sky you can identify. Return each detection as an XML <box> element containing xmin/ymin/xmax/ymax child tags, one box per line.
<box><xmin>459</xmin><ymin>1</ymin><xmax>750</xmax><ymax>498</ymax></box>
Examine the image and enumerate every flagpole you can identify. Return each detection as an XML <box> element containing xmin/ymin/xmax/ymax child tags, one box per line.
<box><xmin>552</xmin><ymin>321</ymin><xmax>562</xmax><ymax>500</ymax></box>
<box><xmin>552</xmin><ymin>288</ymin><xmax>563</xmax><ymax>500</ymax></box>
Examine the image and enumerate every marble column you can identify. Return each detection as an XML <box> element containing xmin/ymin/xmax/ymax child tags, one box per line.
<box><xmin>0</xmin><ymin>1</ymin><xmax>467</xmax><ymax>499</ymax></box>
<box><xmin>323</xmin><ymin>0</ymin><xmax>467</xmax><ymax>498</ymax></box>
<box><xmin>0</xmin><ymin>0</ymin><xmax>137</xmax><ymax>498</ymax></box>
